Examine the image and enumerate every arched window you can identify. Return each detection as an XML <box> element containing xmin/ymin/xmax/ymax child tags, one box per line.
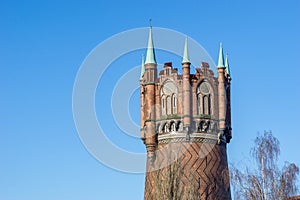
<box><xmin>197</xmin><ymin>82</ymin><xmax>212</xmax><ymax>116</ymax></box>
<box><xmin>166</xmin><ymin>96</ymin><xmax>171</xmax><ymax>115</ymax></box>
<box><xmin>160</xmin><ymin>80</ymin><xmax>177</xmax><ymax>116</ymax></box>
<box><xmin>166</xmin><ymin>69</ymin><xmax>170</xmax><ymax>76</ymax></box>
<box><xmin>208</xmin><ymin>95</ymin><xmax>211</xmax><ymax>115</ymax></box>
<box><xmin>197</xmin><ymin>94</ymin><xmax>202</xmax><ymax>115</ymax></box>
<box><xmin>161</xmin><ymin>96</ymin><xmax>166</xmax><ymax>116</ymax></box>
<box><xmin>172</xmin><ymin>94</ymin><xmax>177</xmax><ymax>114</ymax></box>
<box><xmin>203</xmin><ymin>95</ymin><xmax>211</xmax><ymax>115</ymax></box>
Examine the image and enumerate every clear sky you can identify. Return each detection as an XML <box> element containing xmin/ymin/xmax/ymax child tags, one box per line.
<box><xmin>1</xmin><ymin>0</ymin><xmax>300</xmax><ymax>199</ymax></box>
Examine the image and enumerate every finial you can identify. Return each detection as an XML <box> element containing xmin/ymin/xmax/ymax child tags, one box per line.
<box><xmin>145</xmin><ymin>24</ymin><xmax>157</xmax><ymax>65</ymax></box>
<box><xmin>225</xmin><ymin>53</ymin><xmax>231</xmax><ymax>79</ymax></box>
<box><xmin>225</xmin><ymin>53</ymin><xmax>228</xmax><ymax>67</ymax></box>
<box><xmin>149</xmin><ymin>19</ymin><xmax>152</xmax><ymax>28</ymax></box>
<box><xmin>218</xmin><ymin>42</ymin><xmax>225</xmax><ymax>68</ymax></box>
<box><xmin>182</xmin><ymin>36</ymin><xmax>190</xmax><ymax>64</ymax></box>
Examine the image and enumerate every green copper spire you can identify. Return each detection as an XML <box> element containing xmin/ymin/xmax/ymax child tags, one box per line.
<box><xmin>218</xmin><ymin>43</ymin><xmax>225</xmax><ymax>68</ymax></box>
<box><xmin>140</xmin><ymin>54</ymin><xmax>145</xmax><ymax>80</ymax></box>
<box><xmin>145</xmin><ymin>26</ymin><xmax>157</xmax><ymax>65</ymax></box>
<box><xmin>225</xmin><ymin>54</ymin><xmax>231</xmax><ymax>78</ymax></box>
<box><xmin>182</xmin><ymin>36</ymin><xmax>190</xmax><ymax>63</ymax></box>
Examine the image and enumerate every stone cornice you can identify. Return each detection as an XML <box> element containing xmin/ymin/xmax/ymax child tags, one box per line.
<box><xmin>157</xmin><ymin>132</ymin><xmax>226</xmax><ymax>145</ymax></box>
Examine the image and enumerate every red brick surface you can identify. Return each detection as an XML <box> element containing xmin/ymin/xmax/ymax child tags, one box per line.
<box><xmin>144</xmin><ymin>142</ymin><xmax>231</xmax><ymax>200</ymax></box>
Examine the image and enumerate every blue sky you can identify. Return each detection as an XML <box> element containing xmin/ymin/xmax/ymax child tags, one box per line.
<box><xmin>1</xmin><ymin>0</ymin><xmax>300</xmax><ymax>199</ymax></box>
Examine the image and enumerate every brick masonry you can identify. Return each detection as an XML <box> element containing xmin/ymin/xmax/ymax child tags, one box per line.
<box><xmin>140</xmin><ymin>60</ymin><xmax>232</xmax><ymax>199</ymax></box>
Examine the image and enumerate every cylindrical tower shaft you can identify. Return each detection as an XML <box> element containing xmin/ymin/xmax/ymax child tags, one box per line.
<box><xmin>182</xmin><ymin>63</ymin><xmax>191</xmax><ymax>130</ymax></box>
<box><xmin>144</xmin><ymin>82</ymin><xmax>156</xmax><ymax>161</ymax></box>
<box><xmin>218</xmin><ymin>68</ymin><xmax>226</xmax><ymax>131</ymax></box>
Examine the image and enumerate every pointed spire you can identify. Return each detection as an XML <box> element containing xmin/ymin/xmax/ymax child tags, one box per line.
<box><xmin>182</xmin><ymin>36</ymin><xmax>190</xmax><ymax>64</ymax></box>
<box><xmin>218</xmin><ymin>43</ymin><xmax>225</xmax><ymax>68</ymax></box>
<box><xmin>145</xmin><ymin>26</ymin><xmax>157</xmax><ymax>65</ymax></box>
<box><xmin>140</xmin><ymin>54</ymin><xmax>145</xmax><ymax>80</ymax></box>
<box><xmin>225</xmin><ymin>54</ymin><xmax>231</xmax><ymax>79</ymax></box>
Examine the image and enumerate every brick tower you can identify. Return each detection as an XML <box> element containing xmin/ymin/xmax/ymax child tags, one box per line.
<box><xmin>140</xmin><ymin>27</ymin><xmax>232</xmax><ymax>200</ymax></box>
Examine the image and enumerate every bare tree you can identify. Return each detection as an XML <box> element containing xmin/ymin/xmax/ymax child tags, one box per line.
<box><xmin>153</xmin><ymin>144</ymin><xmax>200</xmax><ymax>200</ymax></box>
<box><xmin>230</xmin><ymin>131</ymin><xmax>299</xmax><ymax>200</ymax></box>
<box><xmin>153</xmin><ymin>146</ymin><xmax>184</xmax><ymax>200</ymax></box>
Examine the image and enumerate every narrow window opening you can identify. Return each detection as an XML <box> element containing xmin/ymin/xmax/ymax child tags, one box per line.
<box><xmin>166</xmin><ymin>96</ymin><xmax>171</xmax><ymax>115</ymax></box>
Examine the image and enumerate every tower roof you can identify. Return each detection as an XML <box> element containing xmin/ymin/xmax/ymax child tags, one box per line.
<box><xmin>145</xmin><ymin>26</ymin><xmax>157</xmax><ymax>65</ymax></box>
<box><xmin>225</xmin><ymin>54</ymin><xmax>231</xmax><ymax>79</ymax></box>
<box><xmin>218</xmin><ymin>43</ymin><xmax>225</xmax><ymax>68</ymax></box>
<box><xmin>182</xmin><ymin>36</ymin><xmax>190</xmax><ymax>63</ymax></box>
<box><xmin>140</xmin><ymin>54</ymin><xmax>145</xmax><ymax>80</ymax></box>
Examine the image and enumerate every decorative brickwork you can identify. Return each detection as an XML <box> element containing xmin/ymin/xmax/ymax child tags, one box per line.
<box><xmin>144</xmin><ymin>142</ymin><xmax>231</xmax><ymax>200</ymax></box>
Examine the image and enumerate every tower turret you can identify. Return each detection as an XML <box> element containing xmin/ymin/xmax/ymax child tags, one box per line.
<box><xmin>181</xmin><ymin>37</ymin><xmax>192</xmax><ymax>136</ymax></box>
<box><xmin>140</xmin><ymin>55</ymin><xmax>146</xmax><ymax>141</ymax></box>
<box><xmin>225</xmin><ymin>54</ymin><xmax>232</xmax><ymax>142</ymax></box>
<box><xmin>143</xmin><ymin>26</ymin><xmax>157</xmax><ymax>162</ymax></box>
<box><xmin>217</xmin><ymin>43</ymin><xmax>226</xmax><ymax>137</ymax></box>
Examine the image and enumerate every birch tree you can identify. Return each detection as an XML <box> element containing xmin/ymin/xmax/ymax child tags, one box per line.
<box><xmin>230</xmin><ymin>131</ymin><xmax>299</xmax><ymax>200</ymax></box>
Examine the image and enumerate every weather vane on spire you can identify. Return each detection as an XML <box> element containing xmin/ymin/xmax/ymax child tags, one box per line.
<box><xmin>149</xmin><ymin>18</ymin><xmax>152</xmax><ymax>27</ymax></box>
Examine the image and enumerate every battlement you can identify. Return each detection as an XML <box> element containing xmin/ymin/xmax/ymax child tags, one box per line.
<box><xmin>141</xmin><ymin>58</ymin><xmax>230</xmax><ymax>143</ymax></box>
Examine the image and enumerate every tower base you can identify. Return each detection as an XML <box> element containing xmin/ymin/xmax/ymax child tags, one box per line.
<box><xmin>144</xmin><ymin>142</ymin><xmax>231</xmax><ymax>200</ymax></box>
